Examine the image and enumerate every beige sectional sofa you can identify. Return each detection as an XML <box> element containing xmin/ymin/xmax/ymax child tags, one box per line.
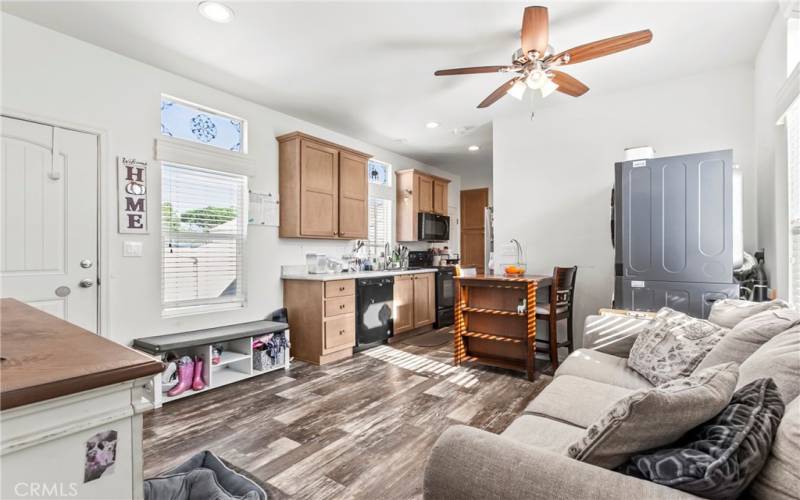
<box><xmin>424</xmin><ymin>308</ymin><xmax>800</xmax><ymax>500</ymax></box>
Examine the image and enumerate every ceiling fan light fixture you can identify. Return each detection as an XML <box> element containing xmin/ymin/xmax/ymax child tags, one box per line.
<box><xmin>507</xmin><ymin>80</ymin><xmax>527</xmax><ymax>100</ymax></box>
<box><xmin>526</xmin><ymin>69</ymin><xmax>547</xmax><ymax>90</ymax></box>
<box><xmin>198</xmin><ymin>1</ymin><xmax>234</xmax><ymax>23</ymax></box>
<box><xmin>540</xmin><ymin>78</ymin><xmax>559</xmax><ymax>98</ymax></box>
<box><xmin>468</xmin><ymin>145</ymin><xmax>480</xmax><ymax>152</ymax></box>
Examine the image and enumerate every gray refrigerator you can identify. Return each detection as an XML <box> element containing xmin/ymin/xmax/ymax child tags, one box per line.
<box><xmin>613</xmin><ymin>149</ymin><xmax>739</xmax><ymax>318</ymax></box>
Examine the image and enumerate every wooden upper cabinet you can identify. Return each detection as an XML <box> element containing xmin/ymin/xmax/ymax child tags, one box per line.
<box><xmin>395</xmin><ymin>169</ymin><xmax>451</xmax><ymax>242</ymax></box>
<box><xmin>338</xmin><ymin>151</ymin><xmax>368</xmax><ymax>239</ymax></box>
<box><xmin>413</xmin><ymin>273</ymin><xmax>436</xmax><ymax>328</ymax></box>
<box><xmin>300</xmin><ymin>140</ymin><xmax>339</xmax><ymax>237</ymax></box>
<box><xmin>393</xmin><ymin>275</ymin><xmax>415</xmax><ymax>334</ymax></box>
<box><xmin>417</xmin><ymin>174</ymin><xmax>434</xmax><ymax>213</ymax></box>
<box><xmin>278</xmin><ymin>132</ymin><xmax>371</xmax><ymax>239</ymax></box>
<box><xmin>433</xmin><ymin>180</ymin><xmax>448</xmax><ymax>215</ymax></box>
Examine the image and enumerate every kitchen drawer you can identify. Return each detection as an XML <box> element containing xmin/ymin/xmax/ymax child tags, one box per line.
<box><xmin>324</xmin><ymin>314</ymin><xmax>355</xmax><ymax>351</ymax></box>
<box><xmin>325</xmin><ymin>279</ymin><xmax>355</xmax><ymax>298</ymax></box>
<box><xmin>325</xmin><ymin>295</ymin><xmax>355</xmax><ymax>317</ymax></box>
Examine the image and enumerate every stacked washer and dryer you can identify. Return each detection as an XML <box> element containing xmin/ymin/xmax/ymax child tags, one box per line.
<box><xmin>613</xmin><ymin>149</ymin><xmax>742</xmax><ymax>318</ymax></box>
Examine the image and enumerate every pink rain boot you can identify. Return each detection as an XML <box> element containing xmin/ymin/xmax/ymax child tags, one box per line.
<box><xmin>192</xmin><ymin>356</ymin><xmax>206</xmax><ymax>391</ymax></box>
<box><xmin>167</xmin><ymin>356</ymin><xmax>194</xmax><ymax>397</ymax></box>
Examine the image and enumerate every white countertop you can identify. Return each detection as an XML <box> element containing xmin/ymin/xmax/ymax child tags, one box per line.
<box><xmin>280</xmin><ymin>268</ymin><xmax>437</xmax><ymax>281</ymax></box>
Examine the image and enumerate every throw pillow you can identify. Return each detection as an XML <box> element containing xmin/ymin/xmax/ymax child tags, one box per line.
<box><xmin>707</xmin><ymin>299</ymin><xmax>789</xmax><ymax>329</ymax></box>
<box><xmin>738</xmin><ymin>326</ymin><xmax>800</xmax><ymax>404</ymax></box>
<box><xmin>628</xmin><ymin>308</ymin><xmax>729</xmax><ymax>386</ymax></box>
<box><xmin>566</xmin><ymin>362</ymin><xmax>738</xmax><ymax>469</ymax></box>
<box><xmin>747</xmin><ymin>396</ymin><xmax>800</xmax><ymax>500</ymax></box>
<box><xmin>695</xmin><ymin>308</ymin><xmax>800</xmax><ymax>371</ymax></box>
<box><xmin>618</xmin><ymin>378</ymin><xmax>785</xmax><ymax>499</ymax></box>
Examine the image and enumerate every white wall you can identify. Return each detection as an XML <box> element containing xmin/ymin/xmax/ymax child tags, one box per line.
<box><xmin>493</xmin><ymin>65</ymin><xmax>756</xmax><ymax>345</ymax></box>
<box><xmin>754</xmin><ymin>9</ymin><xmax>791</xmax><ymax>298</ymax></box>
<box><xmin>456</xmin><ymin>163</ymin><xmax>493</xmax><ymax>202</ymax></box>
<box><xmin>0</xmin><ymin>13</ymin><xmax>460</xmax><ymax>346</ymax></box>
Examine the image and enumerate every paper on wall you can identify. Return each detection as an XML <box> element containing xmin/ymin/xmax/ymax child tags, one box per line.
<box><xmin>248</xmin><ymin>191</ymin><xmax>279</xmax><ymax>226</ymax></box>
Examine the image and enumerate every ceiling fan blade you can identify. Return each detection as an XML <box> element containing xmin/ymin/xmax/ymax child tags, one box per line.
<box><xmin>434</xmin><ymin>65</ymin><xmax>513</xmax><ymax>76</ymax></box>
<box><xmin>552</xmin><ymin>29</ymin><xmax>652</xmax><ymax>65</ymax></box>
<box><xmin>477</xmin><ymin>78</ymin><xmax>517</xmax><ymax>108</ymax></box>
<box><xmin>550</xmin><ymin>70</ymin><xmax>589</xmax><ymax>97</ymax></box>
<box><xmin>521</xmin><ymin>6</ymin><xmax>549</xmax><ymax>56</ymax></box>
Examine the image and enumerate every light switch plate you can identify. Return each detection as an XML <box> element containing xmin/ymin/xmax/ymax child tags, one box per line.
<box><xmin>123</xmin><ymin>241</ymin><xmax>143</xmax><ymax>257</ymax></box>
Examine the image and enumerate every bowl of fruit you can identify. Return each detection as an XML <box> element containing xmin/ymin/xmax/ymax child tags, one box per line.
<box><xmin>504</xmin><ymin>264</ymin><xmax>526</xmax><ymax>276</ymax></box>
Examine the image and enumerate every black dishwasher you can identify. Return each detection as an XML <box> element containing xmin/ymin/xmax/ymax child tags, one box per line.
<box><xmin>355</xmin><ymin>276</ymin><xmax>394</xmax><ymax>351</ymax></box>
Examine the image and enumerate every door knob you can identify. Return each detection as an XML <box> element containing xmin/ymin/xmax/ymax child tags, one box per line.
<box><xmin>80</xmin><ymin>259</ymin><xmax>93</xmax><ymax>269</ymax></box>
<box><xmin>79</xmin><ymin>279</ymin><xmax>94</xmax><ymax>288</ymax></box>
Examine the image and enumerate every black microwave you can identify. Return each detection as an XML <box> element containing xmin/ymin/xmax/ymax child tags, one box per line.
<box><xmin>418</xmin><ymin>212</ymin><xmax>450</xmax><ymax>241</ymax></box>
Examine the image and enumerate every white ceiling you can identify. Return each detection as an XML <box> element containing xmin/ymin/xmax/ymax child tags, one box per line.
<box><xmin>2</xmin><ymin>1</ymin><xmax>776</xmax><ymax>176</ymax></box>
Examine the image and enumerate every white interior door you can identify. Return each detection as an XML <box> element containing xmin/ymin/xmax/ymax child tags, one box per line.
<box><xmin>1</xmin><ymin>116</ymin><xmax>98</xmax><ymax>332</ymax></box>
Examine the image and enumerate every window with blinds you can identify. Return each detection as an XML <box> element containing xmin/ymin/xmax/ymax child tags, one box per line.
<box><xmin>787</xmin><ymin>97</ymin><xmax>800</xmax><ymax>303</ymax></box>
<box><xmin>161</xmin><ymin>163</ymin><xmax>247</xmax><ymax>313</ymax></box>
<box><xmin>368</xmin><ymin>197</ymin><xmax>392</xmax><ymax>256</ymax></box>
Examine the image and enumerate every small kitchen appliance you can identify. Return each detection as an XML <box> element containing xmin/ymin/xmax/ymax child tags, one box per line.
<box><xmin>306</xmin><ymin>253</ymin><xmax>329</xmax><ymax>274</ymax></box>
<box><xmin>418</xmin><ymin>213</ymin><xmax>450</xmax><ymax>242</ymax></box>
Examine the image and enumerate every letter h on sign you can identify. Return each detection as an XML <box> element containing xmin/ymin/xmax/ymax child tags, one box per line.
<box><xmin>118</xmin><ymin>157</ymin><xmax>148</xmax><ymax>234</ymax></box>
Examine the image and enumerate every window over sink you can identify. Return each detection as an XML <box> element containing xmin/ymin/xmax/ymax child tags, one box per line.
<box><xmin>368</xmin><ymin>197</ymin><xmax>392</xmax><ymax>257</ymax></box>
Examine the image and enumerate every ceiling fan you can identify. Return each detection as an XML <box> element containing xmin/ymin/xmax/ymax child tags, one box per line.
<box><xmin>434</xmin><ymin>6</ymin><xmax>653</xmax><ymax>108</ymax></box>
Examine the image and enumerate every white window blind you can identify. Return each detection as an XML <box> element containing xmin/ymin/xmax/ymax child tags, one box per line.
<box><xmin>368</xmin><ymin>197</ymin><xmax>391</xmax><ymax>256</ymax></box>
<box><xmin>161</xmin><ymin>163</ymin><xmax>247</xmax><ymax>312</ymax></box>
<box><xmin>787</xmin><ymin>97</ymin><xmax>800</xmax><ymax>303</ymax></box>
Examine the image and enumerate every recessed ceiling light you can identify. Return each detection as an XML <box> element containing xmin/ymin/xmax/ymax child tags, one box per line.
<box><xmin>468</xmin><ymin>145</ymin><xmax>480</xmax><ymax>152</ymax></box>
<box><xmin>198</xmin><ymin>1</ymin><xmax>234</xmax><ymax>23</ymax></box>
<box><xmin>425</xmin><ymin>121</ymin><xmax>439</xmax><ymax>129</ymax></box>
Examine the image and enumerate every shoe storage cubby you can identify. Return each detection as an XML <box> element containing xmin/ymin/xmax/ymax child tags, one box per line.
<box><xmin>132</xmin><ymin>320</ymin><xmax>290</xmax><ymax>408</ymax></box>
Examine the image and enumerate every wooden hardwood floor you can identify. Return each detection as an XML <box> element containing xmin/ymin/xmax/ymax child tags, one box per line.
<box><xmin>143</xmin><ymin>336</ymin><xmax>552</xmax><ymax>499</ymax></box>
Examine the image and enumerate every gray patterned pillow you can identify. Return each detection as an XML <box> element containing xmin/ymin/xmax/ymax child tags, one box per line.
<box><xmin>628</xmin><ymin>308</ymin><xmax>729</xmax><ymax>386</ymax></box>
<box><xmin>618</xmin><ymin>378</ymin><xmax>785</xmax><ymax>499</ymax></box>
<box><xmin>566</xmin><ymin>363</ymin><xmax>738</xmax><ymax>469</ymax></box>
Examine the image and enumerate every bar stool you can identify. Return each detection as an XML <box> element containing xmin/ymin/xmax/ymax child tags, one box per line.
<box><xmin>535</xmin><ymin>266</ymin><xmax>577</xmax><ymax>369</ymax></box>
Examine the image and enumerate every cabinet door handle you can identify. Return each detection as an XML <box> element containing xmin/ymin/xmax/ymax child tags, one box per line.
<box><xmin>339</xmin><ymin>286</ymin><xmax>346</xmax><ymax>291</ymax></box>
<box><xmin>339</xmin><ymin>329</ymin><xmax>345</xmax><ymax>335</ymax></box>
<box><xmin>339</xmin><ymin>304</ymin><xmax>345</xmax><ymax>309</ymax></box>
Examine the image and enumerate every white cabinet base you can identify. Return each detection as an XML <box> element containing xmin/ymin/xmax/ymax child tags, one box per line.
<box><xmin>1</xmin><ymin>378</ymin><xmax>152</xmax><ymax>500</ymax></box>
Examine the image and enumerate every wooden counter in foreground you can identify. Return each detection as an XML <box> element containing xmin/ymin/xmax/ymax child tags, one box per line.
<box><xmin>453</xmin><ymin>274</ymin><xmax>551</xmax><ymax>380</ymax></box>
<box><xmin>1</xmin><ymin>298</ymin><xmax>165</xmax><ymax>499</ymax></box>
<box><xmin>1</xmin><ymin>298</ymin><xmax>164</xmax><ymax>410</ymax></box>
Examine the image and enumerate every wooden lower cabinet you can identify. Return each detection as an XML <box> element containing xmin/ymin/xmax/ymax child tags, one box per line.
<box><xmin>393</xmin><ymin>275</ymin><xmax>415</xmax><ymax>334</ymax></box>
<box><xmin>283</xmin><ymin>279</ymin><xmax>356</xmax><ymax>365</ymax></box>
<box><xmin>413</xmin><ymin>273</ymin><xmax>436</xmax><ymax>328</ymax></box>
<box><xmin>393</xmin><ymin>272</ymin><xmax>436</xmax><ymax>335</ymax></box>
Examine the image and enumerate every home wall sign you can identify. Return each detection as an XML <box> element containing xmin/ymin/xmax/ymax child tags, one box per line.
<box><xmin>118</xmin><ymin>157</ymin><xmax>148</xmax><ymax>234</ymax></box>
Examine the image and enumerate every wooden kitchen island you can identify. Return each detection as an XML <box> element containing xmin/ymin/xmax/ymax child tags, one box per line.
<box><xmin>1</xmin><ymin>299</ymin><xmax>164</xmax><ymax>499</ymax></box>
<box><xmin>454</xmin><ymin>274</ymin><xmax>551</xmax><ymax>380</ymax></box>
